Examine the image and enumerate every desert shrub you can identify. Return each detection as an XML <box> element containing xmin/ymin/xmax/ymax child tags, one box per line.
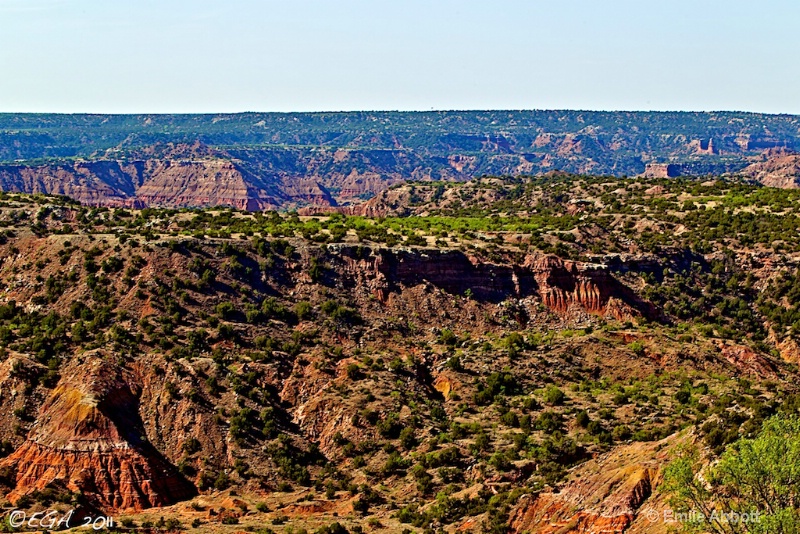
<box><xmin>543</xmin><ymin>385</ymin><xmax>566</xmax><ymax>406</ymax></box>
<box><xmin>575</xmin><ymin>410</ymin><xmax>590</xmax><ymax>428</ymax></box>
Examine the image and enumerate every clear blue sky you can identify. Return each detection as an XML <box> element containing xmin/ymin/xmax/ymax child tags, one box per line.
<box><xmin>1</xmin><ymin>0</ymin><xmax>798</xmax><ymax>114</ymax></box>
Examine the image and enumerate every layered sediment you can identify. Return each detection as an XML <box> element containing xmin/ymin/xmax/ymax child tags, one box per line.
<box><xmin>0</xmin><ymin>357</ymin><xmax>195</xmax><ymax>512</ymax></box>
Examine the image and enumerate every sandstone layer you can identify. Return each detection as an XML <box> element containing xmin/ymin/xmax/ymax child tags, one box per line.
<box><xmin>509</xmin><ymin>433</ymin><xmax>686</xmax><ymax>534</ymax></box>
<box><xmin>0</xmin><ymin>356</ymin><xmax>195</xmax><ymax>512</ymax></box>
<box><xmin>331</xmin><ymin>245</ymin><xmax>656</xmax><ymax>320</ymax></box>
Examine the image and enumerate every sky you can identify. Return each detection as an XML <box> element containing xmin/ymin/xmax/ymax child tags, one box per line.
<box><xmin>1</xmin><ymin>0</ymin><xmax>799</xmax><ymax>114</ymax></box>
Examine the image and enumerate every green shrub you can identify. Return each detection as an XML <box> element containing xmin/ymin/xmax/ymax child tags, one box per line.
<box><xmin>543</xmin><ymin>385</ymin><xmax>566</xmax><ymax>406</ymax></box>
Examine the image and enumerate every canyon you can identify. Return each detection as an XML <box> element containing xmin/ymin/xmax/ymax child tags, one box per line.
<box><xmin>1</xmin><ymin>111</ymin><xmax>800</xmax><ymax>210</ymax></box>
<box><xmin>0</xmin><ymin>175</ymin><xmax>795</xmax><ymax>532</ymax></box>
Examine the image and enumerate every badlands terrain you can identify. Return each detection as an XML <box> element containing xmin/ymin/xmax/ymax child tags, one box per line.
<box><xmin>2</xmin><ymin>111</ymin><xmax>800</xmax><ymax>212</ymax></box>
<box><xmin>0</xmin><ymin>174</ymin><xmax>799</xmax><ymax>532</ymax></box>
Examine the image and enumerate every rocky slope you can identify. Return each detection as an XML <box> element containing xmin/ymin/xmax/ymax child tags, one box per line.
<box><xmin>509</xmin><ymin>433</ymin><xmax>686</xmax><ymax>534</ymax></box>
<box><xmin>0</xmin><ymin>181</ymin><xmax>797</xmax><ymax>532</ymax></box>
<box><xmin>0</xmin><ymin>355</ymin><xmax>195</xmax><ymax>511</ymax></box>
<box><xmin>0</xmin><ymin>160</ymin><xmax>142</xmax><ymax>207</ymax></box>
<box><xmin>0</xmin><ymin>144</ymin><xmax>299</xmax><ymax>210</ymax></box>
<box><xmin>737</xmin><ymin>149</ymin><xmax>800</xmax><ymax>188</ymax></box>
<box><xmin>330</xmin><ymin>245</ymin><xmax>655</xmax><ymax>321</ymax></box>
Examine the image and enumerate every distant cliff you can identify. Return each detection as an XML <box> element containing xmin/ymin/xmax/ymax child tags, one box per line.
<box><xmin>1</xmin><ymin>110</ymin><xmax>799</xmax><ymax>208</ymax></box>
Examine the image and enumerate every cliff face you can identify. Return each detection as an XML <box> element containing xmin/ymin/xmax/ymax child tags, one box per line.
<box><xmin>278</xmin><ymin>177</ymin><xmax>338</xmax><ymax>207</ymax></box>
<box><xmin>509</xmin><ymin>434</ymin><xmax>686</xmax><ymax>534</ymax></box>
<box><xmin>0</xmin><ymin>161</ymin><xmax>139</xmax><ymax>207</ymax></box>
<box><xmin>0</xmin><ymin>356</ymin><xmax>195</xmax><ymax>512</ymax></box>
<box><xmin>134</xmin><ymin>158</ymin><xmax>285</xmax><ymax>210</ymax></box>
<box><xmin>0</xmin><ymin>145</ymin><xmax>308</xmax><ymax>210</ymax></box>
<box><xmin>525</xmin><ymin>255</ymin><xmax>655</xmax><ymax>320</ymax></box>
<box><xmin>330</xmin><ymin>246</ymin><xmax>655</xmax><ymax>320</ymax></box>
<box><xmin>643</xmin><ymin>163</ymin><xmax>681</xmax><ymax>178</ymax></box>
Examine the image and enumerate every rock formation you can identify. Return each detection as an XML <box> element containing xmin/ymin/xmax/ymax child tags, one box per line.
<box><xmin>738</xmin><ymin>149</ymin><xmax>800</xmax><ymax>188</ymax></box>
<box><xmin>643</xmin><ymin>163</ymin><xmax>681</xmax><ymax>178</ymax></box>
<box><xmin>509</xmin><ymin>433</ymin><xmax>686</xmax><ymax>534</ymax></box>
<box><xmin>278</xmin><ymin>177</ymin><xmax>338</xmax><ymax>206</ymax></box>
<box><xmin>0</xmin><ymin>356</ymin><xmax>195</xmax><ymax>512</ymax></box>
<box><xmin>0</xmin><ymin>144</ymin><xmax>294</xmax><ymax>210</ymax></box>
<box><xmin>525</xmin><ymin>254</ymin><xmax>652</xmax><ymax>320</ymax></box>
<box><xmin>133</xmin><ymin>157</ymin><xmax>285</xmax><ymax>210</ymax></box>
<box><xmin>0</xmin><ymin>161</ymin><xmax>139</xmax><ymax>207</ymax></box>
<box><xmin>330</xmin><ymin>245</ymin><xmax>656</xmax><ymax>320</ymax></box>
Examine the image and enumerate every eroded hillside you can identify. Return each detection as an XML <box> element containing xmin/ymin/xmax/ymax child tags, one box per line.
<box><xmin>0</xmin><ymin>176</ymin><xmax>799</xmax><ymax>532</ymax></box>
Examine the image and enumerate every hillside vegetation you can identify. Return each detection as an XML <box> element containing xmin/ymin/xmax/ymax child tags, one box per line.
<box><xmin>0</xmin><ymin>175</ymin><xmax>798</xmax><ymax>532</ymax></box>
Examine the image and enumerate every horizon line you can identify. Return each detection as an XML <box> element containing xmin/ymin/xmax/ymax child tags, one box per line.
<box><xmin>1</xmin><ymin>108</ymin><xmax>799</xmax><ymax>117</ymax></box>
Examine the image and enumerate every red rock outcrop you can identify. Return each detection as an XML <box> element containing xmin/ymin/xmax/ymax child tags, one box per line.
<box><xmin>0</xmin><ymin>356</ymin><xmax>195</xmax><ymax>512</ymax></box>
<box><xmin>777</xmin><ymin>337</ymin><xmax>800</xmax><ymax>364</ymax></box>
<box><xmin>329</xmin><ymin>245</ymin><xmax>656</xmax><ymax>320</ymax></box>
<box><xmin>278</xmin><ymin>177</ymin><xmax>337</xmax><ymax>206</ymax></box>
<box><xmin>643</xmin><ymin>163</ymin><xmax>680</xmax><ymax>178</ymax></box>
<box><xmin>0</xmin><ymin>143</ymin><xmax>344</xmax><ymax>211</ymax></box>
<box><xmin>433</xmin><ymin>372</ymin><xmax>460</xmax><ymax>400</ymax></box>
<box><xmin>717</xmin><ymin>342</ymin><xmax>779</xmax><ymax>378</ymax></box>
<box><xmin>134</xmin><ymin>158</ymin><xmax>283</xmax><ymax>210</ymax></box>
<box><xmin>526</xmin><ymin>254</ymin><xmax>654</xmax><ymax>320</ymax></box>
<box><xmin>509</xmin><ymin>433</ymin><xmax>686</xmax><ymax>534</ymax></box>
<box><xmin>738</xmin><ymin>149</ymin><xmax>800</xmax><ymax>188</ymax></box>
<box><xmin>337</xmin><ymin>171</ymin><xmax>404</xmax><ymax>202</ymax></box>
<box><xmin>0</xmin><ymin>161</ymin><xmax>138</xmax><ymax>206</ymax></box>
